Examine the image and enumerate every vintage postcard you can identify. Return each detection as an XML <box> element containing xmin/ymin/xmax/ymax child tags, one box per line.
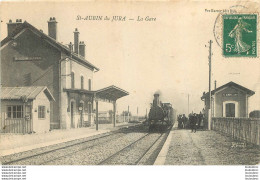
<box><xmin>0</xmin><ymin>0</ymin><xmax>259</xmax><ymax>179</ymax></box>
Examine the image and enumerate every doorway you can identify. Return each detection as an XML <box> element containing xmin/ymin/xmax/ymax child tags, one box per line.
<box><xmin>88</xmin><ymin>102</ymin><xmax>92</xmax><ymax>125</ymax></box>
<box><xmin>223</xmin><ymin>101</ymin><xmax>238</xmax><ymax>117</ymax></box>
<box><xmin>225</xmin><ymin>103</ymin><xmax>235</xmax><ymax>117</ymax></box>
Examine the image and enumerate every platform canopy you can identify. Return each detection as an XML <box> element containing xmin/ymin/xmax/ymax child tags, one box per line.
<box><xmin>95</xmin><ymin>85</ymin><xmax>129</xmax><ymax>102</ymax></box>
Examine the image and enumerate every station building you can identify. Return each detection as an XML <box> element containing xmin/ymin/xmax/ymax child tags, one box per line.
<box><xmin>201</xmin><ymin>81</ymin><xmax>255</xmax><ymax>119</ymax></box>
<box><xmin>0</xmin><ymin>18</ymin><xmax>128</xmax><ymax>132</ymax></box>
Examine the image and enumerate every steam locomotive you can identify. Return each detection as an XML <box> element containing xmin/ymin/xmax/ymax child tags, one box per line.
<box><xmin>148</xmin><ymin>93</ymin><xmax>176</xmax><ymax>131</ymax></box>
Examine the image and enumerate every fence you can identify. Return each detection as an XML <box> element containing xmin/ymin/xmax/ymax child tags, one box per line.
<box><xmin>1</xmin><ymin>118</ymin><xmax>32</xmax><ymax>134</ymax></box>
<box><xmin>212</xmin><ymin>117</ymin><xmax>260</xmax><ymax>146</ymax></box>
<box><xmin>94</xmin><ymin>115</ymin><xmax>143</xmax><ymax>124</ymax></box>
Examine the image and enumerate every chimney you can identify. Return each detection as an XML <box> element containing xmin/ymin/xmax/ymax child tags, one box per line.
<box><xmin>7</xmin><ymin>19</ymin><xmax>23</xmax><ymax>36</ymax></box>
<box><xmin>214</xmin><ymin>80</ymin><xmax>217</xmax><ymax>90</ymax></box>
<box><xmin>79</xmin><ymin>41</ymin><xmax>86</xmax><ymax>57</ymax></box>
<box><xmin>153</xmin><ymin>93</ymin><xmax>160</xmax><ymax>106</ymax></box>
<box><xmin>68</xmin><ymin>42</ymin><xmax>73</xmax><ymax>52</ymax></box>
<box><xmin>74</xmin><ymin>28</ymin><xmax>79</xmax><ymax>54</ymax></box>
<box><xmin>48</xmin><ymin>17</ymin><xmax>58</xmax><ymax>40</ymax></box>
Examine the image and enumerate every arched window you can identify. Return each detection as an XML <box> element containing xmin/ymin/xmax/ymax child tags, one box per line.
<box><xmin>88</xmin><ymin>79</ymin><xmax>91</xmax><ymax>90</ymax></box>
<box><xmin>81</xmin><ymin>76</ymin><xmax>84</xmax><ymax>89</ymax></box>
<box><xmin>71</xmin><ymin>72</ymin><xmax>75</xmax><ymax>89</ymax></box>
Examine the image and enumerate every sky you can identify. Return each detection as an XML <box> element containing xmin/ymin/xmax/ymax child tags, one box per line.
<box><xmin>1</xmin><ymin>1</ymin><xmax>259</xmax><ymax>116</ymax></box>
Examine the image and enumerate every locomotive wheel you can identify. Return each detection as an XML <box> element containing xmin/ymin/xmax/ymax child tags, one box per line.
<box><xmin>149</xmin><ymin>125</ymin><xmax>153</xmax><ymax>132</ymax></box>
<box><xmin>148</xmin><ymin>121</ymin><xmax>152</xmax><ymax>132</ymax></box>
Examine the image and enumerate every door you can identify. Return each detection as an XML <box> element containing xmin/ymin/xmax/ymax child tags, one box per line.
<box><xmin>71</xmin><ymin>102</ymin><xmax>74</xmax><ymax>128</ymax></box>
<box><xmin>25</xmin><ymin>105</ymin><xmax>32</xmax><ymax>133</ymax></box>
<box><xmin>79</xmin><ymin>102</ymin><xmax>84</xmax><ymax>127</ymax></box>
<box><xmin>226</xmin><ymin>103</ymin><xmax>235</xmax><ymax>117</ymax></box>
<box><xmin>88</xmin><ymin>102</ymin><xmax>92</xmax><ymax>125</ymax></box>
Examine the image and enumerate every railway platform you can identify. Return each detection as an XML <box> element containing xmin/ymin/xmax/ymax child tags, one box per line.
<box><xmin>154</xmin><ymin>127</ymin><xmax>260</xmax><ymax>165</ymax></box>
<box><xmin>0</xmin><ymin>122</ymin><xmax>137</xmax><ymax>157</ymax></box>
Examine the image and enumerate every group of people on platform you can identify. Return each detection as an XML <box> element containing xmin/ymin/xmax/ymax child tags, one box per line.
<box><xmin>177</xmin><ymin>111</ymin><xmax>205</xmax><ymax>133</ymax></box>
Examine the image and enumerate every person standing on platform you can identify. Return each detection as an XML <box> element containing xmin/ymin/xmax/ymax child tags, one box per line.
<box><xmin>197</xmin><ymin>111</ymin><xmax>202</xmax><ymax>129</ymax></box>
<box><xmin>182</xmin><ymin>114</ymin><xmax>187</xmax><ymax>129</ymax></box>
<box><xmin>190</xmin><ymin>113</ymin><xmax>198</xmax><ymax>133</ymax></box>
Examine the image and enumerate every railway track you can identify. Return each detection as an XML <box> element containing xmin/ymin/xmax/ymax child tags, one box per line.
<box><xmin>1</xmin><ymin>124</ymin><xmax>171</xmax><ymax>165</ymax></box>
<box><xmin>1</xmin><ymin>124</ymin><xmax>142</xmax><ymax>165</ymax></box>
<box><xmin>98</xmin><ymin>133</ymin><xmax>150</xmax><ymax>165</ymax></box>
<box><xmin>98</xmin><ymin>126</ymin><xmax>172</xmax><ymax>165</ymax></box>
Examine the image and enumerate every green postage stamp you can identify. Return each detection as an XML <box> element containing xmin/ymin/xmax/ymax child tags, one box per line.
<box><xmin>223</xmin><ymin>14</ymin><xmax>257</xmax><ymax>57</ymax></box>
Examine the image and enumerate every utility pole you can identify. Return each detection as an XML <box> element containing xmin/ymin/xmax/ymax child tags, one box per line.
<box><xmin>208</xmin><ymin>40</ymin><xmax>213</xmax><ymax>130</ymax></box>
<box><xmin>188</xmin><ymin>94</ymin><xmax>189</xmax><ymax>115</ymax></box>
<box><xmin>137</xmin><ymin>107</ymin><xmax>139</xmax><ymax>121</ymax></box>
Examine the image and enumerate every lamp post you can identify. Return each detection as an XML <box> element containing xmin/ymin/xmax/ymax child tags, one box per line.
<box><xmin>188</xmin><ymin>94</ymin><xmax>189</xmax><ymax>115</ymax></box>
<box><xmin>207</xmin><ymin>40</ymin><xmax>213</xmax><ymax>130</ymax></box>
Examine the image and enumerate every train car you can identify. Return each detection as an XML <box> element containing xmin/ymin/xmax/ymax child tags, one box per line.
<box><xmin>148</xmin><ymin>93</ymin><xmax>175</xmax><ymax>131</ymax></box>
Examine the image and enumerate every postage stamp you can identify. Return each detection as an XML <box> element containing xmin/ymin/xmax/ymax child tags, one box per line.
<box><xmin>223</xmin><ymin>14</ymin><xmax>257</xmax><ymax>57</ymax></box>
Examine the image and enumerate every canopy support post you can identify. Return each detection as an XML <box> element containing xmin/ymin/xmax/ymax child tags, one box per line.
<box><xmin>95</xmin><ymin>98</ymin><xmax>98</xmax><ymax>131</ymax></box>
<box><xmin>113</xmin><ymin>101</ymin><xmax>116</xmax><ymax>127</ymax></box>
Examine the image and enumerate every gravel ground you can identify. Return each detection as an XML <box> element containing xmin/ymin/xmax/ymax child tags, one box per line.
<box><xmin>100</xmin><ymin>133</ymin><xmax>161</xmax><ymax>165</ymax></box>
<box><xmin>1</xmin><ymin>124</ymin><xmax>172</xmax><ymax>165</ymax></box>
<box><xmin>1</xmin><ymin>131</ymin><xmax>113</xmax><ymax>164</ymax></box>
<box><xmin>1</xmin><ymin>125</ymin><xmax>143</xmax><ymax>165</ymax></box>
<box><xmin>45</xmin><ymin>131</ymin><xmax>147</xmax><ymax>165</ymax></box>
<box><xmin>137</xmin><ymin>131</ymin><xmax>170</xmax><ymax>165</ymax></box>
<box><xmin>100</xmin><ymin>127</ymin><xmax>172</xmax><ymax>165</ymax></box>
<box><xmin>0</xmin><ymin>122</ymin><xmax>137</xmax><ymax>156</ymax></box>
<box><xmin>165</xmin><ymin>129</ymin><xmax>260</xmax><ymax>165</ymax></box>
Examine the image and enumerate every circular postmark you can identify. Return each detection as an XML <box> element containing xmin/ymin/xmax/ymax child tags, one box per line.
<box><xmin>213</xmin><ymin>4</ymin><xmax>259</xmax><ymax>57</ymax></box>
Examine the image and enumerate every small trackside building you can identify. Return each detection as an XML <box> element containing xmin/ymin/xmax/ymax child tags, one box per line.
<box><xmin>0</xmin><ymin>86</ymin><xmax>55</xmax><ymax>133</ymax></box>
<box><xmin>201</xmin><ymin>81</ymin><xmax>255</xmax><ymax>121</ymax></box>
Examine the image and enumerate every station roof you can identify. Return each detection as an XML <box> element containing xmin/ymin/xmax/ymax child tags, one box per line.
<box><xmin>1</xmin><ymin>86</ymin><xmax>55</xmax><ymax>101</ymax></box>
<box><xmin>201</xmin><ymin>81</ymin><xmax>255</xmax><ymax>99</ymax></box>
<box><xmin>96</xmin><ymin>85</ymin><xmax>129</xmax><ymax>102</ymax></box>
<box><xmin>1</xmin><ymin>21</ymin><xmax>99</xmax><ymax>71</ymax></box>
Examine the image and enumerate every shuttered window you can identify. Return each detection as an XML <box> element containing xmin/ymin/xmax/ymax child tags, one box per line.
<box><xmin>81</xmin><ymin>76</ymin><xmax>84</xmax><ymax>89</ymax></box>
<box><xmin>38</xmin><ymin>106</ymin><xmax>46</xmax><ymax>119</ymax></box>
<box><xmin>88</xmin><ymin>79</ymin><xmax>91</xmax><ymax>90</ymax></box>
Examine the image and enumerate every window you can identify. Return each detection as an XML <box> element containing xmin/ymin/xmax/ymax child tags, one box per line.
<box><xmin>7</xmin><ymin>106</ymin><xmax>12</xmax><ymax>118</ymax></box>
<box><xmin>88</xmin><ymin>79</ymin><xmax>91</xmax><ymax>90</ymax></box>
<box><xmin>71</xmin><ymin>72</ymin><xmax>75</xmax><ymax>88</ymax></box>
<box><xmin>6</xmin><ymin>105</ymin><xmax>23</xmax><ymax>119</ymax></box>
<box><xmin>88</xmin><ymin>102</ymin><xmax>92</xmax><ymax>113</ymax></box>
<box><xmin>38</xmin><ymin>106</ymin><xmax>46</xmax><ymax>119</ymax></box>
<box><xmin>81</xmin><ymin>76</ymin><xmax>84</xmax><ymax>89</ymax></box>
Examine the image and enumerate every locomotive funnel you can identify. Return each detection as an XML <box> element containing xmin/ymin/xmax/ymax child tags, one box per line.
<box><xmin>153</xmin><ymin>93</ymin><xmax>160</xmax><ymax>106</ymax></box>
